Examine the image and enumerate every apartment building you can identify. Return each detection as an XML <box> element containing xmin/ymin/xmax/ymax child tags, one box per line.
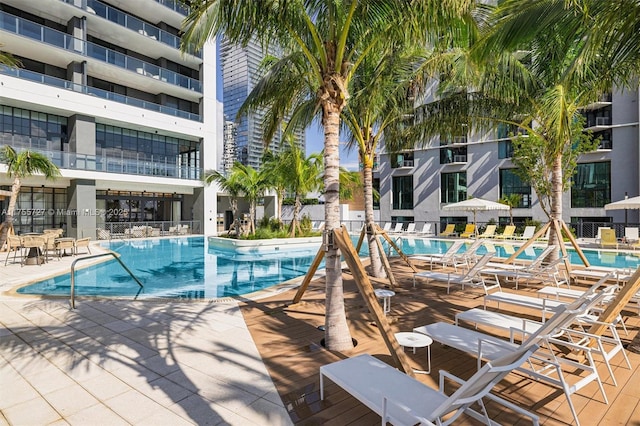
<box><xmin>0</xmin><ymin>0</ymin><xmax>220</xmax><ymax>238</ymax></box>
<box><xmin>377</xmin><ymin>88</ymin><xmax>640</xmax><ymax>235</ymax></box>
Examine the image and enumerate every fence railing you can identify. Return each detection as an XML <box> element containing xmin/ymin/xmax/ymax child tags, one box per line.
<box><xmin>96</xmin><ymin>220</ymin><xmax>201</xmax><ymax>239</ymax></box>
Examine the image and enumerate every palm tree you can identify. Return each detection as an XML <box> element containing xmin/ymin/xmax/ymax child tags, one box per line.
<box><xmin>499</xmin><ymin>193</ymin><xmax>522</xmax><ymax>226</ymax></box>
<box><xmin>181</xmin><ymin>0</ymin><xmax>474</xmax><ymax>350</ymax></box>
<box><xmin>233</xmin><ymin>163</ymin><xmax>269</xmax><ymax>235</ymax></box>
<box><xmin>0</xmin><ymin>146</ymin><xmax>60</xmax><ymax>248</ymax></box>
<box><xmin>205</xmin><ymin>162</ymin><xmax>269</xmax><ymax>236</ymax></box>
<box><xmin>342</xmin><ymin>45</ymin><xmax>427</xmax><ymax>277</ymax></box>
<box><xmin>203</xmin><ymin>167</ymin><xmax>244</xmax><ymax>237</ymax></box>
<box><xmin>279</xmin><ymin>140</ymin><xmax>323</xmax><ymax>237</ymax></box>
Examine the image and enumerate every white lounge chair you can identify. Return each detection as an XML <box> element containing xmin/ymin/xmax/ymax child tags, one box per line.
<box><xmin>417</xmin><ymin>223</ymin><xmax>435</xmax><ymax>237</ymax></box>
<box><xmin>389</xmin><ymin>222</ymin><xmax>404</xmax><ymax>234</ymax></box>
<box><xmin>410</xmin><ymin>240</ymin><xmax>465</xmax><ymax>271</ymax></box>
<box><xmin>319</xmin><ymin>345</ymin><xmax>540</xmax><ymax>426</ymax></box>
<box><xmin>412</xmin><ymin>253</ymin><xmax>498</xmax><ymax>294</ymax></box>
<box><xmin>415</xmin><ymin>290</ymin><xmax>612</xmax><ymax>426</ymax></box>
<box><xmin>459</xmin><ymin>285</ymin><xmax>630</xmax><ymax>388</ymax></box>
<box><xmin>382</xmin><ymin>222</ymin><xmax>392</xmax><ymax>232</ymax></box>
<box><xmin>482</xmin><ymin>249</ymin><xmax>567</xmax><ymax>290</ymax></box>
<box><xmin>513</xmin><ymin>225</ymin><xmax>536</xmax><ymax>240</ymax></box>
<box><xmin>403</xmin><ymin>223</ymin><xmax>416</xmax><ymax>234</ymax></box>
<box><xmin>624</xmin><ymin>227</ymin><xmax>639</xmax><ymax>244</ymax></box>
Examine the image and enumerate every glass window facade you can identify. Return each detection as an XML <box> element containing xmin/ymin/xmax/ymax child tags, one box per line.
<box><xmin>0</xmin><ymin>106</ymin><xmax>67</xmax><ymax>151</ymax></box>
<box><xmin>499</xmin><ymin>169</ymin><xmax>532</xmax><ymax>208</ymax></box>
<box><xmin>96</xmin><ymin>124</ymin><xmax>200</xmax><ymax>178</ymax></box>
<box><xmin>572</xmin><ymin>162</ymin><xmax>611</xmax><ymax>208</ymax></box>
<box><xmin>0</xmin><ymin>186</ymin><xmax>67</xmax><ymax>234</ymax></box>
<box><xmin>441</xmin><ymin>172</ymin><xmax>467</xmax><ymax>203</ymax></box>
<box><xmin>392</xmin><ymin>175</ymin><xmax>413</xmax><ymax>210</ymax></box>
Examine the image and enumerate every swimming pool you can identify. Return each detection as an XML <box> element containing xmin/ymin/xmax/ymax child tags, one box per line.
<box><xmin>17</xmin><ymin>236</ymin><xmax>323</xmax><ymax>299</ymax></box>
<box><xmin>17</xmin><ymin>236</ymin><xmax>640</xmax><ymax>299</ymax></box>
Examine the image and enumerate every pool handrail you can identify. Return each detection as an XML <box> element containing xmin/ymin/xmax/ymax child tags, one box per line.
<box><xmin>70</xmin><ymin>252</ymin><xmax>143</xmax><ymax>309</ymax></box>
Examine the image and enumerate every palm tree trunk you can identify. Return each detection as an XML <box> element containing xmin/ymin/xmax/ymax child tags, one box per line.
<box><xmin>363</xmin><ymin>164</ymin><xmax>385</xmax><ymax>278</ymax></box>
<box><xmin>249</xmin><ymin>202</ymin><xmax>256</xmax><ymax>235</ymax></box>
<box><xmin>290</xmin><ymin>195</ymin><xmax>302</xmax><ymax>237</ymax></box>
<box><xmin>230</xmin><ymin>198</ymin><xmax>240</xmax><ymax>238</ymax></box>
<box><xmin>0</xmin><ymin>177</ymin><xmax>20</xmax><ymax>249</ymax></box>
<box><xmin>548</xmin><ymin>154</ymin><xmax>563</xmax><ymax>260</ymax></box>
<box><xmin>323</xmin><ymin>104</ymin><xmax>353</xmax><ymax>351</ymax></box>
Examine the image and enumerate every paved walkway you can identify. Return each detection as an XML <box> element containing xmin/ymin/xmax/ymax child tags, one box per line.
<box><xmin>0</xmin><ymin>247</ymin><xmax>292</xmax><ymax>425</ymax></box>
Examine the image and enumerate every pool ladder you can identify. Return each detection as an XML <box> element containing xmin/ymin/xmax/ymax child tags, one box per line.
<box><xmin>69</xmin><ymin>252</ymin><xmax>143</xmax><ymax>309</ymax></box>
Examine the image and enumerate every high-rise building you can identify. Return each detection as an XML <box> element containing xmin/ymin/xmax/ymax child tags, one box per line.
<box><xmin>0</xmin><ymin>0</ymin><xmax>220</xmax><ymax>238</ymax></box>
<box><xmin>220</xmin><ymin>37</ymin><xmax>304</xmax><ymax>169</ymax></box>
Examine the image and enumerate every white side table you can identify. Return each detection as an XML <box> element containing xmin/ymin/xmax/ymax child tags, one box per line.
<box><xmin>394</xmin><ymin>331</ymin><xmax>433</xmax><ymax>374</ymax></box>
<box><xmin>374</xmin><ymin>289</ymin><xmax>396</xmax><ymax>315</ymax></box>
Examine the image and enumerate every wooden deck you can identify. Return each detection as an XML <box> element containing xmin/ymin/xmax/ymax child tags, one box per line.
<box><xmin>239</xmin><ymin>257</ymin><xmax>640</xmax><ymax>425</ymax></box>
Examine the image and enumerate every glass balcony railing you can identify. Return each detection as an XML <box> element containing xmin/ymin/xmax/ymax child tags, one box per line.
<box><xmin>154</xmin><ymin>0</ymin><xmax>190</xmax><ymax>16</ymax></box>
<box><xmin>62</xmin><ymin>0</ymin><xmax>201</xmax><ymax>58</ymax></box>
<box><xmin>0</xmin><ymin>143</ymin><xmax>202</xmax><ymax>181</ymax></box>
<box><xmin>0</xmin><ymin>11</ymin><xmax>202</xmax><ymax>92</ymax></box>
<box><xmin>0</xmin><ymin>66</ymin><xmax>201</xmax><ymax>121</ymax></box>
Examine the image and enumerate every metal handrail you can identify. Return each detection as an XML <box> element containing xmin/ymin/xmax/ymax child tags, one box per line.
<box><xmin>70</xmin><ymin>252</ymin><xmax>143</xmax><ymax>309</ymax></box>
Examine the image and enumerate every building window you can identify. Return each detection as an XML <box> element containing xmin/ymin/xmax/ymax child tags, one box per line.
<box><xmin>499</xmin><ymin>169</ymin><xmax>531</xmax><ymax>208</ymax></box>
<box><xmin>0</xmin><ymin>106</ymin><xmax>67</xmax><ymax>152</ymax></box>
<box><xmin>392</xmin><ymin>176</ymin><xmax>413</xmax><ymax>209</ymax></box>
<box><xmin>441</xmin><ymin>172</ymin><xmax>467</xmax><ymax>204</ymax></box>
<box><xmin>0</xmin><ymin>186</ymin><xmax>67</xmax><ymax>234</ymax></box>
<box><xmin>498</xmin><ymin>140</ymin><xmax>513</xmax><ymax>159</ymax></box>
<box><xmin>390</xmin><ymin>152</ymin><xmax>414</xmax><ymax>168</ymax></box>
<box><xmin>572</xmin><ymin>161</ymin><xmax>611</xmax><ymax>208</ymax></box>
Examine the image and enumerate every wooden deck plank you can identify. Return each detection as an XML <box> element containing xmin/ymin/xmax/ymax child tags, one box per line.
<box><xmin>240</xmin><ymin>258</ymin><xmax>640</xmax><ymax>425</ymax></box>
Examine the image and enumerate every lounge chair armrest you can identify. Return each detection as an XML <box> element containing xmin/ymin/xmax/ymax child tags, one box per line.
<box><xmin>545</xmin><ymin>336</ymin><xmax>595</xmax><ymax>353</ymax></box>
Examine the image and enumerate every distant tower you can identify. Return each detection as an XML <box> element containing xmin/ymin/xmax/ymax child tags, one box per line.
<box><xmin>220</xmin><ymin>37</ymin><xmax>304</xmax><ymax>168</ymax></box>
<box><xmin>222</xmin><ymin>120</ymin><xmax>238</xmax><ymax>174</ymax></box>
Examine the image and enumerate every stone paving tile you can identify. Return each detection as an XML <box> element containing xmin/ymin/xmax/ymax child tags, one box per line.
<box><xmin>77</xmin><ymin>372</ymin><xmax>131</xmax><ymax>401</ymax></box>
<box><xmin>2</xmin><ymin>397</ymin><xmax>62</xmax><ymax>426</ymax></box>
<box><xmin>43</xmin><ymin>384</ymin><xmax>101</xmax><ymax>417</ymax></box>
<box><xmin>64</xmin><ymin>402</ymin><xmax>129</xmax><ymax>426</ymax></box>
<box><xmin>0</xmin><ymin>293</ymin><xmax>289</xmax><ymax>425</ymax></box>
<box><xmin>103</xmin><ymin>389</ymin><xmax>166</xmax><ymax>424</ymax></box>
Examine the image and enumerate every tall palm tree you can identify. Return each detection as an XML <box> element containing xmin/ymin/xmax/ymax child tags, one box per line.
<box><xmin>342</xmin><ymin>44</ymin><xmax>428</xmax><ymax>277</ymax></box>
<box><xmin>181</xmin><ymin>0</ymin><xmax>474</xmax><ymax>350</ymax></box>
<box><xmin>0</xmin><ymin>146</ymin><xmax>60</xmax><ymax>248</ymax></box>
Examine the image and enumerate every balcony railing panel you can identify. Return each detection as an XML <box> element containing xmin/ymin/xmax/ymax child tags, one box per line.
<box><xmin>0</xmin><ymin>144</ymin><xmax>202</xmax><ymax>181</ymax></box>
<box><xmin>0</xmin><ymin>11</ymin><xmax>202</xmax><ymax>93</ymax></box>
<box><xmin>0</xmin><ymin>66</ymin><xmax>201</xmax><ymax>121</ymax></box>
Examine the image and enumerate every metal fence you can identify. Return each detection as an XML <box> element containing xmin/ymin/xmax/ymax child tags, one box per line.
<box><xmin>96</xmin><ymin>220</ymin><xmax>201</xmax><ymax>240</ymax></box>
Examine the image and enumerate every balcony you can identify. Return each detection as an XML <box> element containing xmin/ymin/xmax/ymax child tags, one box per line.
<box><xmin>441</xmin><ymin>147</ymin><xmax>467</xmax><ymax>164</ymax></box>
<box><xmin>0</xmin><ymin>144</ymin><xmax>201</xmax><ymax>180</ymax></box>
<box><xmin>0</xmin><ymin>66</ymin><xmax>201</xmax><ymax>121</ymax></box>
<box><xmin>0</xmin><ymin>10</ymin><xmax>202</xmax><ymax>93</ymax></box>
<box><xmin>77</xmin><ymin>0</ymin><xmax>201</xmax><ymax>58</ymax></box>
<box><xmin>581</xmin><ymin>93</ymin><xmax>613</xmax><ymax>111</ymax></box>
<box><xmin>584</xmin><ymin>116</ymin><xmax>612</xmax><ymax>131</ymax></box>
<box><xmin>155</xmin><ymin>0</ymin><xmax>190</xmax><ymax>15</ymax></box>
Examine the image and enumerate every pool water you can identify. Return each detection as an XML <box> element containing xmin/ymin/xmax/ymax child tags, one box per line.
<box><xmin>17</xmin><ymin>236</ymin><xmax>640</xmax><ymax>299</ymax></box>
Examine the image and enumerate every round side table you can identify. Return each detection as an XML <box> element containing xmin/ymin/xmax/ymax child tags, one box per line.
<box><xmin>394</xmin><ymin>331</ymin><xmax>433</xmax><ymax>374</ymax></box>
<box><xmin>374</xmin><ymin>288</ymin><xmax>396</xmax><ymax>315</ymax></box>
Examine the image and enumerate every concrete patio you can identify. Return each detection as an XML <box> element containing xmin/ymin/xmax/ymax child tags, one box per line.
<box><xmin>0</xmin><ymin>249</ymin><xmax>292</xmax><ymax>425</ymax></box>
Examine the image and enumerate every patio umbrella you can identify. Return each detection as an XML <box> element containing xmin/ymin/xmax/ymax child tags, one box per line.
<box><xmin>604</xmin><ymin>194</ymin><xmax>640</xmax><ymax>226</ymax></box>
<box><xmin>604</xmin><ymin>195</ymin><xmax>640</xmax><ymax>211</ymax></box>
<box><xmin>442</xmin><ymin>198</ymin><xmax>510</xmax><ymax>229</ymax></box>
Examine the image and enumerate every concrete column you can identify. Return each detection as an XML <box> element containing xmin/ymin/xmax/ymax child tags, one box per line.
<box><xmin>67</xmin><ymin>179</ymin><xmax>97</xmax><ymax>239</ymax></box>
<box><xmin>68</xmin><ymin>115</ymin><xmax>96</xmax><ymax>156</ymax></box>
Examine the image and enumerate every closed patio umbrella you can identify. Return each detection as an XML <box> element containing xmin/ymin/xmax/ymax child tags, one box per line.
<box><xmin>442</xmin><ymin>198</ymin><xmax>510</xmax><ymax>232</ymax></box>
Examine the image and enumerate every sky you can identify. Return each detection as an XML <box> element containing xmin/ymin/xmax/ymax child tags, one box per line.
<box><xmin>305</xmin><ymin>126</ymin><xmax>360</xmax><ymax>171</ymax></box>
